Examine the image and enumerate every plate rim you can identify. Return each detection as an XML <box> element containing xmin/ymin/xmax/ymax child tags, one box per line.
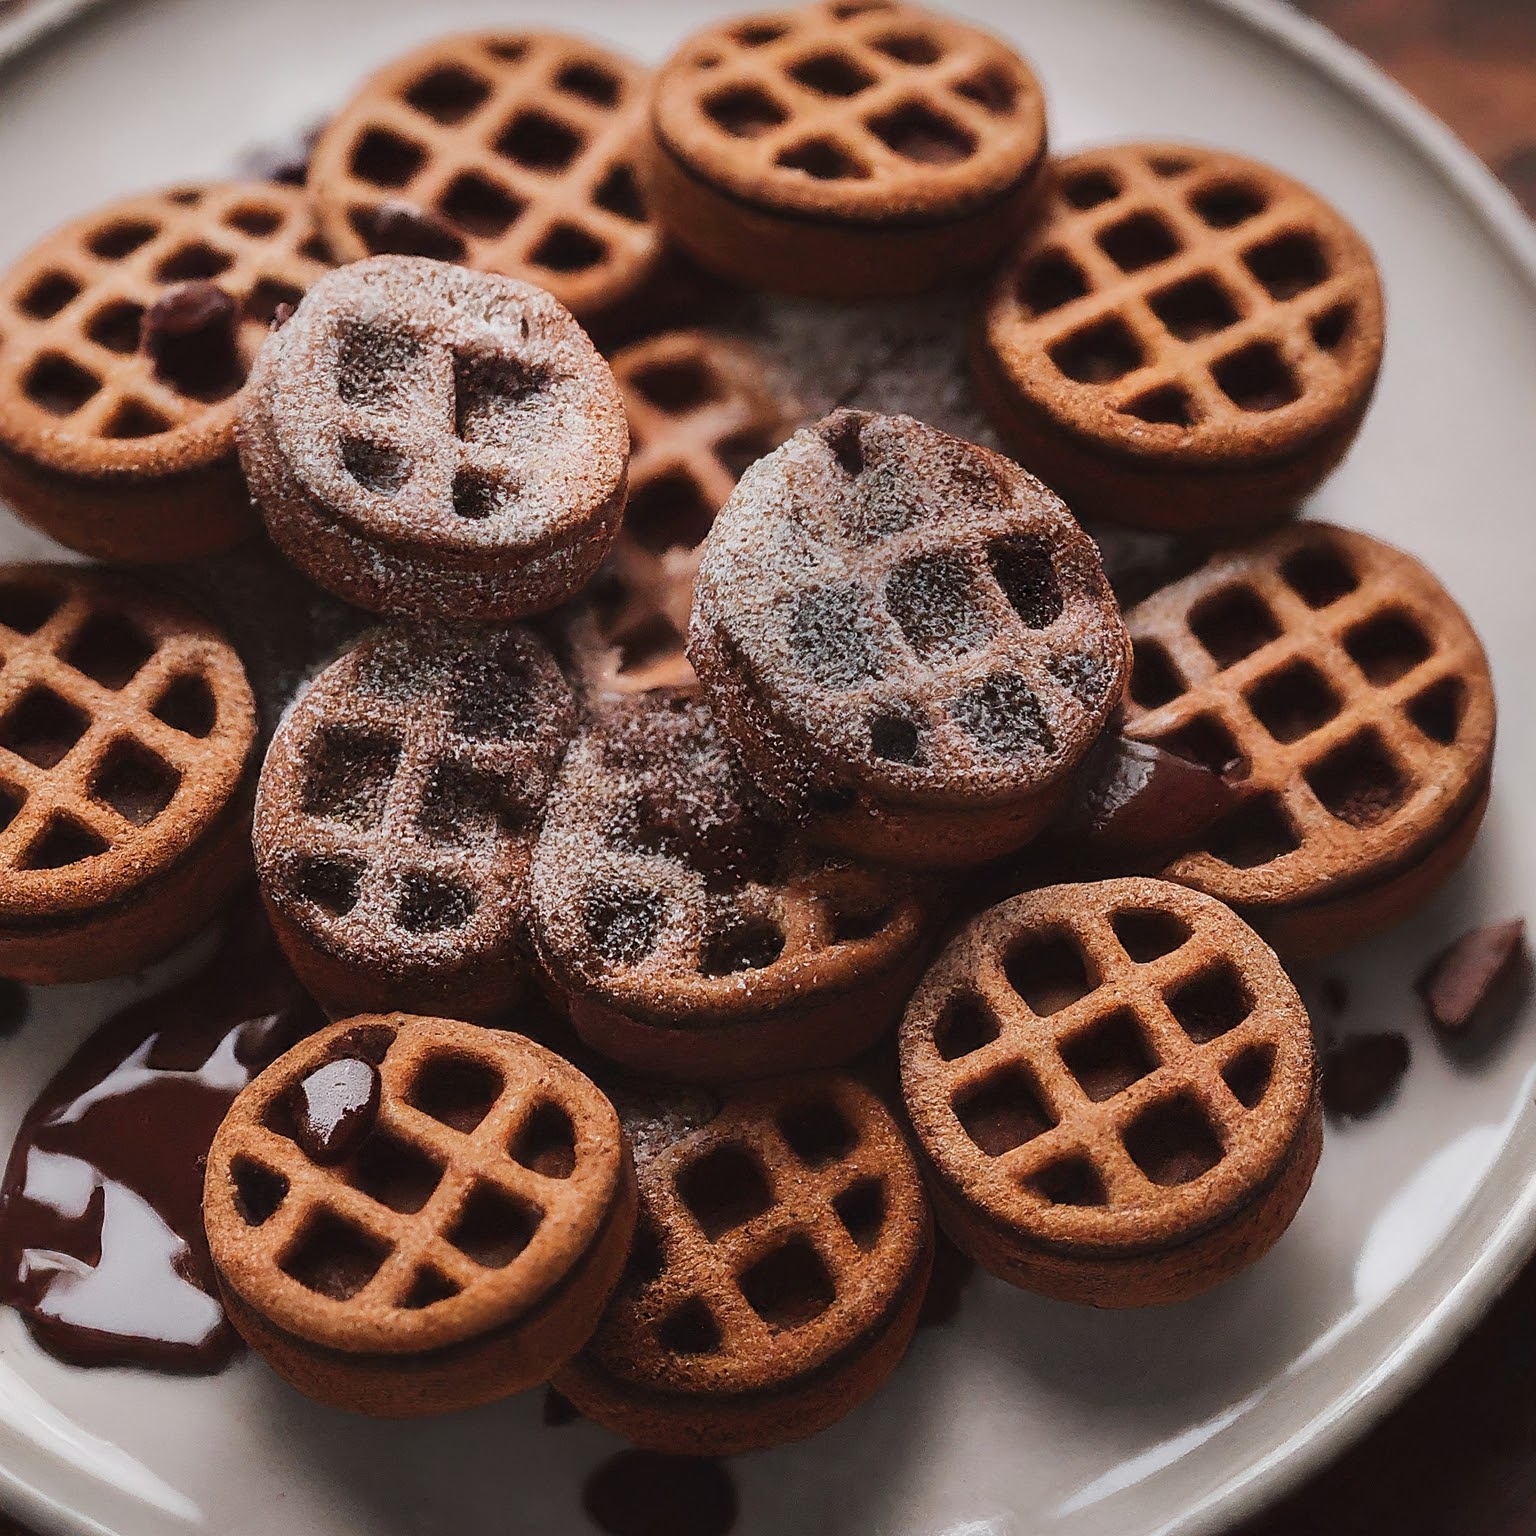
<box><xmin>0</xmin><ymin>1</ymin><xmax>1532</xmax><ymax>1533</ymax></box>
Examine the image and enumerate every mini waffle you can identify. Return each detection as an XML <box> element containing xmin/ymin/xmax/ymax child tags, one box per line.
<box><xmin>900</xmin><ymin>877</ymin><xmax>1320</xmax><ymax>1306</ymax></box>
<box><xmin>0</xmin><ymin>182</ymin><xmax>330</xmax><ymax>561</ymax></box>
<box><xmin>308</xmin><ymin>31</ymin><xmax>661</xmax><ymax>322</ymax></box>
<box><xmin>688</xmin><ymin>408</ymin><xmax>1131</xmax><ymax>868</ymax></box>
<box><xmin>647</xmin><ymin>0</ymin><xmax>1048</xmax><ymax>298</ymax></box>
<box><xmin>1123</xmin><ymin>522</ymin><xmax>1495</xmax><ymax>956</ymax></box>
<box><xmin>0</xmin><ymin>564</ymin><xmax>257</xmax><ymax>983</ymax></box>
<box><xmin>204</xmin><ymin>1013</ymin><xmax>637</xmax><ymax>1416</ymax></box>
<box><xmin>554</xmin><ymin>1072</ymin><xmax>932</xmax><ymax>1454</ymax></box>
<box><xmin>254</xmin><ymin>622</ymin><xmax>577</xmax><ymax>1022</ymax></box>
<box><xmin>531</xmin><ymin>688</ymin><xmax>933</xmax><ymax>1081</ymax></box>
<box><xmin>974</xmin><ymin>142</ymin><xmax>1385</xmax><ymax>533</ymax></box>
<box><xmin>239</xmin><ymin>255</ymin><xmax>630</xmax><ymax>620</ymax></box>
<box><xmin>560</xmin><ymin>330</ymin><xmax>798</xmax><ymax>698</ymax></box>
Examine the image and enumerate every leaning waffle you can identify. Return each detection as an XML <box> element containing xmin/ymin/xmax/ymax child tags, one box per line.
<box><xmin>0</xmin><ymin>182</ymin><xmax>331</xmax><ymax>560</ymax></box>
<box><xmin>554</xmin><ymin>1072</ymin><xmax>932</xmax><ymax>1455</ymax></box>
<box><xmin>900</xmin><ymin>877</ymin><xmax>1320</xmax><ymax>1306</ymax></box>
<box><xmin>647</xmin><ymin>0</ymin><xmax>1048</xmax><ymax>297</ymax></box>
<box><xmin>531</xmin><ymin>689</ymin><xmax>933</xmax><ymax>1082</ymax></box>
<box><xmin>254</xmin><ymin>623</ymin><xmax>577</xmax><ymax>1022</ymax></box>
<box><xmin>974</xmin><ymin>142</ymin><xmax>1384</xmax><ymax>532</ymax></box>
<box><xmin>308</xmin><ymin>32</ymin><xmax>661</xmax><ymax>321</ymax></box>
<box><xmin>0</xmin><ymin>563</ymin><xmax>257</xmax><ymax>982</ymax></box>
<box><xmin>560</xmin><ymin>330</ymin><xmax>798</xmax><ymax>697</ymax></box>
<box><xmin>239</xmin><ymin>255</ymin><xmax>629</xmax><ymax>620</ymax></box>
<box><xmin>1123</xmin><ymin>523</ymin><xmax>1495</xmax><ymax>955</ymax></box>
<box><xmin>688</xmin><ymin>409</ymin><xmax>1131</xmax><ymax>867</ymax></box>
<box><xmin>204</xmin><ymin>1013</ymin><xmax>637</xmax><ymax>1416</ymax></box>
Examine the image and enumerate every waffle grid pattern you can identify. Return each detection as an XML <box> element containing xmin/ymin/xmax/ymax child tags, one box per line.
<box><xmin>0</xmin><ymin>568</ymin><xmax>252</xmax><ymax>919</ymax></box>
<box><xmin>597</xmin><ymin>1078</ymin><xmax>924</xmax><ymax>1388</ymax></box>
<box><xmin>905</xmin><ymin>884</ymin><xmax>1313</xmax><ymax>1248</ymax></box>
<box><xmin>258</xmin><ymin>629</ymin><xmax>574</xmax><ymax>974</ymax></box>
<box><xmin>985</xmin><ymin>145</ymin><xmax>1381</xmax><ymax>454</ymax></box>
<box><xmin>575</xmin><ymin>331</ymin><xmax>794</xmax><ymax>694</ymax></box>
<box><xmin>1124</xmin><ymin>524</ymin><xmax>1493</xmax><ymax>906</ymax></box>
<box><xmin>211</xmin><ymin>1018</ymin><xmax>621</xmax><ymax>1353</ymax></box>
<box><xmin>311</xmin><ymin>32</ymin><xmax>658</xmax><ymax>316</ymax></box>
<box><xmin>657</xmin><ymin>0</ymin><xmax>1045</xmax><ymax>219</ymax></box>
<box><xmin>0</xmin><ymin>183</ymin><xmax>329</xmax><ymax>461</ymax></box>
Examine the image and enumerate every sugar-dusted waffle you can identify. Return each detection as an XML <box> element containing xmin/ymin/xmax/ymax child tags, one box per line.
<box><xmin>0</xmin><ymin>564</ymin><xmax>257</xmax><ymax>982</ymax></box>
<box><xmin>647</xmin><ymin>1</ymin><xmax>1048</xmax><ymax>297</ymax></box>
<box><xmin>555</xmin><ymin>1072</ymin><xmax>931</xmax><ymax>1453</ymax></box>
<box><xmin>204</xmin><ymin>1014</ymin><xmax>637</xmax><ymax>1416</ymax></box>
<box><xmin>559</xmin><ymin>329</ymin><xmax>797</xmax><ymax>697</ymax></box>
<box><xmin>0</xmin><ymin>183</ymin><xmax>330</xmax><ymax>560</ymax></box>
<box><xmin>531</xmin><ymin>688</ymin><xmax>933</xmax><ymax>1081</ymax></box>
<box><xmin>308</xmin><ymin>32</ymin><xmax>661</xmax><ymax>322</ymax></box>
<box><xmin>1123</xmin><ymin>523</ymin><xmax>1495</xmax><ymax>955</ymax></box>
<box><xmin>254</xmin><ymin>623</ymin><xmax>577</xmax><ymax>1021</ymax></box>
<box><xmin>900</xmin><ymin>877</ymin><xmax>1320</xmax><ymax>1306</ymax></box>
<box><xmin>975</xmin><ymin>143</ymin><xmax>1384</xmax><ymax>532</ymax></box>
<box><xmin>688</xmin><ymin>408</ymin><xmax>1131</xmax><ymax>867</ymax></box>
<box><xmin>239</xmin><ymin>255</ymin><xmax>629</xmax><ymax>620</ymax></box>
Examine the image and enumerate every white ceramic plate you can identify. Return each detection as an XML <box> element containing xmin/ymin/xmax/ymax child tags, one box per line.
<box><xmin>0</xmin><ymin>1</ymin><xmax>1534</xmax><ymax>1533</ymax></box>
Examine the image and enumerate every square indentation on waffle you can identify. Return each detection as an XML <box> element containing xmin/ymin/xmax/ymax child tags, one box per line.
<box><xmin>0</xmin><ymin>183</ymin><xmax>330</xmax><ymax>457</ymax></box>
<box><xmin>570</xmin><ymin>331</ymin><xmax>797</xmax><ymax>696</ymax></box>
<box><xmin>917</xmin><ymin>884</ymin><xmax>1312</xmax><ymax>1232</ymax></box>
<box><xmin>212</xmin><ymin>1017</ymin><xmax>622</xmax><ymax>1352</ymax></box>
<box><xmin>0</xmin><ymin>566</ymin><xmax>253</xmax><ymax>918</ymax></box>
<box><xmin>593</xmin><ymin>1077</ymin><xmax>927</xmax><ymax>1389</ymax></box>
<box><xmin>660</xmin><ymin>1</ymin><xmax>1045</xmax><ymax>218</ymax></box>
<box><xmin>1123</xmin><ymin>524</ymin><xmax>1494</xmax><ymax>905</ymax></box>
<box><xmin>312</xmin><ymin>32</ymin><xmax>659</xmax><ymax>314</ymax></box>
<box><xmin>990</xmin><ymin>143</ymin><xmax>1381</xmax><ymax>451</ymax></box>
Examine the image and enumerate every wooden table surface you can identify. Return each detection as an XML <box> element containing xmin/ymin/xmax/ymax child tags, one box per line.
<box><xmin>0</xmin><ymin>4</ymin><xmax>1533</xmax><ymax>1536</ymax></box>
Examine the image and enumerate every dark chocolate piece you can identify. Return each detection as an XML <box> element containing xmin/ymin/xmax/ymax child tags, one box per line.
<box><xmin>1416</xmin><ymin>920</ymin><xmax>1529</xmax><ymax>1036</ymax></box>
<box><xmin>289</xmin><ymin>1058</ymin><xmax>379</xmax><ymax>1165</ymax></box>
<box><xmin>1322</xmin><ymin>1032</ymin><xmax>1410</xmax><ymax>1120</ymax></box>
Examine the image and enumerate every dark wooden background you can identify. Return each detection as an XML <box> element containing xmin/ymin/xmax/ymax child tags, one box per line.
<box><xmin>0</xmin><ymin>2</ymin><xmax>1533</xmax><ymax>1534</ymax></box>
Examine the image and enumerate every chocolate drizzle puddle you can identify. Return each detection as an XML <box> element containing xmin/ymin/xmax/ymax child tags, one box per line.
<box><xmin>0</xmin><ymin>904</ymin><xmax>323</xmax><ymax>1372</ymax></box>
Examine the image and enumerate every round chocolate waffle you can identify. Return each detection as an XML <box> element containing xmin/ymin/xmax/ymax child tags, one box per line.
<box><xmin>254</xmin><ymin>622</ymin><xmax>577</xmax><ymax>1021</ymax></box>
<box><xmin>205</xmin><ymin>1013</ymin><xmax>637</xmax><ymax>1416</ymax></box>
<box><xmin>1122</xmin><ymin>522</ymin><xmax>1495</xmax><ymax>955</ymax></box>
<box><xmin>554</xmin><ymin>1072</ymin><xmax>932</xmax><ymax>1453</ymax></box>
<box><xmin>239</xmin><ymin>255</ymin><xmax>629</xmax><ymax>620</ymax></box>
<box><xmin>0</xmin><ymin>182</ymin><xmax>331</xmax><ymax>561</ymax></box>
<box><xmin>688</xmin><ymin>408</ymin><xmax>1131</xmax><ymax>867</ymax></box>
<box><xmin>531</xmin><ymin>688</ymin><xmax>933</xmax><ymax>1081</ymax></box>
<box><xmin>900</xmin><ymin>877</ymin><xmax>1320</xmax><ymax>1306</ymax></box>
<box><xmin>308</xmin><ymin>31</ymin><xmax>661</xmax><ymax>321</ymax></box>
<box><xmin>560</xmin><ymin>329</ymin><xmax>798</xmax><ymax>698</ymax></box>
<box><xmin>647</xmin><ymin>0</ymin><xmax>1048</xmax><ymax>297</ymax></box>
<box><xmin>0</xmin><ymin>564</ymin><xmax>257</xmax><ymax>982</ymax></box>
<box><xmin>974</xmin><ymin>142</ymin><xmax>1385</xmax><ymax>532</ymax></box>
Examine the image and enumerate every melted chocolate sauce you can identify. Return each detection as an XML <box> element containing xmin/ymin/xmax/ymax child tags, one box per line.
<box><xmin>0</xmin><ymin>904</ymin><xmax>323</xmax><ymax>1372</ymax></box>
<box><xmin>583</xmin><ymin>1451</ymin><xmax>738</xmax><ymax>1536</ymax></box>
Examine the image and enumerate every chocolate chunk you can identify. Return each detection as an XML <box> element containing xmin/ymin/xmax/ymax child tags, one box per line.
<box><xmin>583</xmin><ymin>1451</ymin><xmax>738</xmax><ymax>1536</ymax></box>
<box><xmin>542</xmin><ymin>1386</ymin><xmax>580</xmax><ymax>1427</ymax></box>
<box><xmin>289</xmin><ymin>1057</ymin><xmax>380</xmax><ymax>1164</ymax></box>
<box><xmin>1416</xmin><ymin>919</ymin><xmax>1529</xmax><ymax>1036</ymax></box>
<box><xmin>1322</xmin><ymin>1032</ymin><xmax>1410</xmax><ymax>1120</ymax></box>
<box><xmin>354</xmin><ymin>199</ymin><xmax>467</xmax><ymax>262</ymax></box>
<box><xmin>1067</xmin><ymin>733</ymin><xmax>1241</xmax><ymax>866</ymax></box>
<box><xmin>140</xmin><ymin>281</ymin><xmax>242</xmax><ymax>400</ymax></box>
